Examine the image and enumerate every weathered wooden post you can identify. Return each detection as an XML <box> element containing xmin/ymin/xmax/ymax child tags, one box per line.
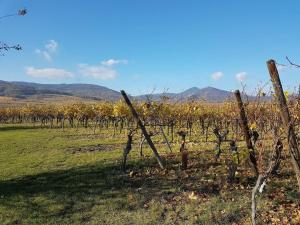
<box><xmin>120</xmin><ymin>90</ymin><xmax>165</xmax><ymax>169</ymax></box>
<box><xmin>234</xmin><ymin>90</ymin><xmax>259</xmax><ymax>177</ymax></box>
<box><xmin>266</xmin><ymin>59</ymin><xmax>300</xmax><ymax>190</ymax></box>
<box><xmin>178</xmin><ymin>131</ymin><xmax>188</xmax><ymax>170</ymax></box>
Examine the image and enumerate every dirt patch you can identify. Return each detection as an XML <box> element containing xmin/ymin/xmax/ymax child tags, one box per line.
<box><xmin>69</xmin><ymin>143</ymin><xmax>122</xmax><ymax>153</ymax></box>
<box><xmin>64</xmin><ymin>134</ymin><xmax>104</xmax><ymax>141</ymax></box>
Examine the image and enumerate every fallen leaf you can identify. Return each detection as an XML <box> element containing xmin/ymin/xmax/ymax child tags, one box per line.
<box><xmin>129</xmin><ymin>171</ymin><xmax>134</xmax><ymax>177</ymax></box>
<box><xmin>173</xmin><ymin>196</ymin><xmax>182</xmax><ymax>201</ymax></box>
<box><xmin>188</xmin><ymin>192</ymin><xmax>198</xmax><ymax>200</ymax></box>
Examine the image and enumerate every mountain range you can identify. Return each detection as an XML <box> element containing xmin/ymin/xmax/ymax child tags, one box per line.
<box><xmin>0</xmin><ymin>80</ymin><xmax>243</xmax><ymax>102</ymax></box>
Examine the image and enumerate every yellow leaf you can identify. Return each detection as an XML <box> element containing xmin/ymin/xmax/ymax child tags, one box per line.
<box><xmin>284</xmin><ymin>90</ymin><xmax>289</xmax><ymax>101</ymax></box>
<box><xmin>188</xmin><ymin>192</ymin><xmax>198</xmax><ymax>200</ymax></box>
<box><xmin>250</xmin><ymin>122</ymin><xmax>257</xmax><ymax>130</ymax></box>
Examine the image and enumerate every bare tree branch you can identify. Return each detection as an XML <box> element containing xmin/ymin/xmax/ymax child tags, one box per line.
<box><xmin>0</xmin><ymin>43</ymin><xmax>22</xmax><ymax>55</ymax></box>
<box><xmin>0</xmin><ymin>8</ymin><xmax>27</xmax><ymax>20</ymax></box>
<box><xmin>0</xmin><ymin>8</ymin><xmax>27</xmax><ymax>55</ymax></box>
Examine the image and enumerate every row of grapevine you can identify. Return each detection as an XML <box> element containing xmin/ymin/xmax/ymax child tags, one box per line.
<box><xmin>1</xmin><ymin>96</ymin><xmax>299</xmax><ymax>139</ymax></box>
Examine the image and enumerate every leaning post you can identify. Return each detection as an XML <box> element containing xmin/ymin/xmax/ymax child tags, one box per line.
<box><xmin>266</xmin><ymin>59</ymin><xmax>300</xmax><ymax>191</ymax></box>
<box><xmin>234</xmin><ymin>90</ymin><xmax>259</xmax><ymax>177</ymax></box>
<box><xmin>120</xmin><ymin>90</ymin><xmax>165</xmax><ymax>169</ymax></box>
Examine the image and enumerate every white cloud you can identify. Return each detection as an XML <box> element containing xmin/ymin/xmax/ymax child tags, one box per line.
<box><xmin>45</xmin><ymin>40</ymin><xmax>58</xmax><ymax>53</ymax></box>
<box><xmin>42</xmin><ymin>51</ymin><xmax>52</xmax><ymax>62</ymax></box>
<box><xmin>78</xmin><ymin>59</ymin><xmax>128</xmax><ymax>80</ymax></box>
<box><xmin>101</xmin><ymin>59</ymin><xmax>128</xmax><ymax>67</ymax></box>
<box><xmin>78</xmin><ymin>64</ymin><xmax>117</xmax><ymax>80</ymax></box>
<box><xmin>236</xmin><ymin>72</ymin><xmax>247</xmax><ymax>82</ymax></box>
<box><xmin>35</xmin><ymin>40</ymin><xmax>58</xmax><ymax>62</ymax></box>
<box><xmin>26</xmin><ymin>67</ymin><xmax>73</xmax><ymax>79</ymax></box>
<box><xmin>35</xmin><ymin>49</ymin><xmax>52</xmax><ymax>62</ymax></box>
<box><xmin>211</xmin><ymin>71</ymin><xmax>224</xmax><ymax>81</ymax></box>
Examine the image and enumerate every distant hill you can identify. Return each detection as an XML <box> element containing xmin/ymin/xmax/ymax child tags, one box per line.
<box><xmin>0</xmin><ymin>81</ymin><xmax>121</xmax><ymax>101</ymax></box>
<box><xmin>176</xmin><ymin>86</ymin><xmax>233</xmax><ymax>102</ymax></box>
<box><xmin>0</xmin><ymin>80</ymin><xmax>69</xmax><ymax>99</ymax></box>
<box><xmin>11</xmin><ymin>82</ymin><xmax>121</xmax><ymax>101</ymax></box>
<box><xmin>135</xmin><ymin>86</ymin><xmax>235</xmax><ymax>102</ymax></box>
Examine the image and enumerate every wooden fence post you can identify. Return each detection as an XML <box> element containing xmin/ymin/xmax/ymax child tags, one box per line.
<box><xmin>266</xmin><ymin>59</ymin><xmax>300</xmax><ymax>191</ymax></box>
<box><xmin>120</xmin><ymin>90</ymin><xmax>165</xmax><ymax>169</ymax></box>
<box><xmin>234</xmin><ymin>90</ymin><xmax>259</xmax><ymax>177</ymax></box>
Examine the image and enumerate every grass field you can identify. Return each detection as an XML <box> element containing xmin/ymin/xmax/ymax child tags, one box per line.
<box><xmin>0</xmin><ymin>126</ymin><xmax>299</xmax><ymax>225</ymax></box>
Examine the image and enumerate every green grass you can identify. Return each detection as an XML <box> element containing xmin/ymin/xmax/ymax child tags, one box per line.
<box><xmin>0</xmin><ymin>126</ymin><xmax>299</xmax><ymax>225</ymax></box>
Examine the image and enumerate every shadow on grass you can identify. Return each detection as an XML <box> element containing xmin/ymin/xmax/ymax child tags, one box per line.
<box><xmin>0</xmin><ymin>163</ymin><xmax>125</xmax><ymax>218</ymax></box>
<box><xmin>0</xmin><ymin>159</ymin><xmax>181</xmax><ymax>219</ymax></box>
<box><xmin>0</xmin><ymin>125</ymin><xmax>53</xmax><ymax>131</ymax></box>
<box><xmin>0</xmin><ymin>156</ymin><xmax>228</xmax><ymax>220</ymax></box>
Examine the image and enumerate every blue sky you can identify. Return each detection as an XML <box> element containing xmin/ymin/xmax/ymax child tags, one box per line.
<box><xmin>1</xmin><ymin>0</ymin><xmax>300</xmax><ymax>95</ymax></box>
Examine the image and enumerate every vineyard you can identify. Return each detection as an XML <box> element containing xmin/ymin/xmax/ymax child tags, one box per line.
<box><xmin>0</xmin><ymin>61</ymin><xmax>299</xmax><ymax>224</ymax></box>
<box><xmin>2</xmin><ymin>0</ymin><xmax>300</xmax><ymax>224</ymax></box>
<box><xmin>0</xmin><ymin>95</ymin><xmax>293</xmax><ymax>138</ymax></box>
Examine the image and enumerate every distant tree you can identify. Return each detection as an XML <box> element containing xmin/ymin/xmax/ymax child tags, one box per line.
<box><xmin>0</xmin><ymin>8</ymin><xmax>27</xmax><ymax>55</ymax></box>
